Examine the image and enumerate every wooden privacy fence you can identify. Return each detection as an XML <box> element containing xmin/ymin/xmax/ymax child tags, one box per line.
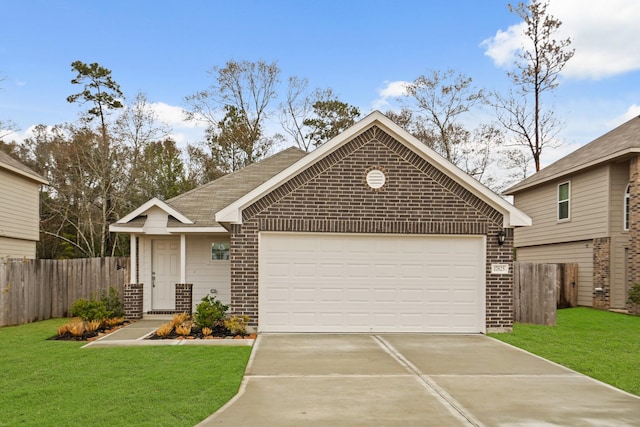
<box><xmin>0</xmin><ymin>257</ymin><xmax>129</xmax><ymax>327</ymax></box>
<box><xmin>514</xmin><ymin>262</ymin><xmax>578</xmax><ymax>326</ymax></box>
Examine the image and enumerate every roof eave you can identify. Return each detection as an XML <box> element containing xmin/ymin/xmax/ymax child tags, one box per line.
<box><xmin>215</xmin><ymin>110</ymin><xmax>531</xmax><ymax>229</ymax></box>
<box><xmin>505</xmin><ymin>147</ymin><xmax>640</xmax><ymax>195</ymax></box>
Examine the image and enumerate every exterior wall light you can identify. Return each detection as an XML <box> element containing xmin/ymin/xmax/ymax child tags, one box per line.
<box><xmin>497</xmin><ymin>230</ymin><xmax>506</xmax><ymax>246</ymax></box>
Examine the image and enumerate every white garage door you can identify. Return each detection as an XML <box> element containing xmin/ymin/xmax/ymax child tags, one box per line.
<box><xmin>259</xmin><ymin>233</ymin><xmax>486</xmax><ymax>333</ymax></box>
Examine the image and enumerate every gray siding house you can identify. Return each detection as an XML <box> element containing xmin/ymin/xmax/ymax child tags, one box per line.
<box><xmin>112</xmin><ymin>111</ymin><xmax>530</xmax><ymax>333</ymax></box>
<box><xmin>505</xmin><ymin>116</ymin><xmax>640</xmax><ymax>310</ymax></box>
<box><xmin>0</xmin><ymin>151</ymin><xmax>48</xmax><ymax>259</ymax></box>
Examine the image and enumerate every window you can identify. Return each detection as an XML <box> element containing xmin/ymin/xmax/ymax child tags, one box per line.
<box><xmin>211</xmin><ymin>242</ymin><xmax>230</xmax><ymax>260</ymax></box>
<box><xmin>558</xmin><ymin>182</ymin><xmax>570</xmax><ymax>221</ymax></box>
<box><xmin>625</xmin><ymin>184</ymin><xmax>630</xmax><ymax>231</ymax></box>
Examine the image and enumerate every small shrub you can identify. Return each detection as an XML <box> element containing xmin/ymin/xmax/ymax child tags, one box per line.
<box><xmin>194</xmin><ymin>295</ymin><xmax>228</xmax><ymax>329</ymax></box>
<box><xmin>175</xmin><ymin>321</ymin><xmax>192</xmax><ymax>336</ymax></box>
<box><xmin>628</xmin><ymin>283</ymin><xmax>640</xmax><ymax>305</ymax></box>
<box><xmin>201</xmin><ymin>327</ymin><xmax>212</xmax><ymax>337</ymax></box>
<box><xmin>101</xmin><ymin>287</ymin><xmax>124</xmax><ymax>318</ymax></box>
<box><xmin>224</xmin><ymin>315</ymin><xmax>250</xmax><ymax>336</ymax></box>
<box><xmin>155</xmin><ymin>322</ymin><xmax>174</xmax><ymax>337</ymax></box>
<box><xmin>71</xmin><ymin>298</ymin><xmax>110</xmax><ymax>322</ymax></box>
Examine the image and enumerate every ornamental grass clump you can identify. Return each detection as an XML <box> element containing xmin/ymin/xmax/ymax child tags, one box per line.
<box><xmin>155</xmin><ymin>322</ymin><xmax>174</xmax><ymax>337</ymax></box>
<box><xmin>175</xmin><ymin>321</ymin><xmax>193</xmax><ymax>336</ymax></box>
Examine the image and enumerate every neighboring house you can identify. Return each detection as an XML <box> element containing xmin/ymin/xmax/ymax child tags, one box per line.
<box><xmin>111</xmin><ymin>111</ymin><xmax>531</xmax><ymax>333</ymax></box>
<box><xmin>0</xmin><ymin>151</ymin><xmax>48</xmax><ymax>259</ymax></box>
<box><xmin>504</xmin><ymin>116</ymin><xmax>640</xmax><ymax>310</ymax></box>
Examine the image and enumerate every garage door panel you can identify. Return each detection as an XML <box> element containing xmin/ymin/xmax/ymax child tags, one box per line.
<box><xmin>259</xmin><ymin>233</ymin><xmax>485</xmax><ymax>333</ymax></box>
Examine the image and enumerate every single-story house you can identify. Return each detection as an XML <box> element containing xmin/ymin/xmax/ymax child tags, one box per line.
<box><xmin>111</xmin><ymin>111</ymin><xmax>531</xmax><ymax>333</ymax></box>
<box><xmin>0</xmin><ymin>151</ymin><xmax>48</xmax><ymax>259</ymax></box>
<box><xmin>504</xmin><ymin>115</ymin><xmax>640</xmax><ymax>310</ymax></box>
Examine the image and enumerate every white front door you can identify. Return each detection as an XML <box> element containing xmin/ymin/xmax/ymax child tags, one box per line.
<box><xmin>152</xmin><ymin>239</ymin><xmax>180</xmax><ymax>310</ymax></box>
<box><xmin>259</xmin><ymin>232</ymin><xmax>486</xmax><ymax>333</ymax></box>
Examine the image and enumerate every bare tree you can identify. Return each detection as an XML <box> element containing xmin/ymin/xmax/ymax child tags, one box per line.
<box><xmin>185</xmin><ymin>60</ymin><xmax>280</xmax><ymax>170</ymax></box>
<box><xmin>396</xmin><ymin>70</ymin><xmax>502</xmax><ymax>187</ymax></box>
<box><xmin>280</xmin><ymin>78</ymin><xmax>360</xmax><ymax>151</ymax></box>
<box><xmin>494</xmin><ymin>0</ymin><xmax>574</xmax><ymax>172</ymax></box>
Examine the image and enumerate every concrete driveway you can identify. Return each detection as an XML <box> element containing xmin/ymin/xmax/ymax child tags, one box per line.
<box><xmin>197</xmin><ymin>334</ymin><xmax>640</xmax><ymax>426</ymax></box>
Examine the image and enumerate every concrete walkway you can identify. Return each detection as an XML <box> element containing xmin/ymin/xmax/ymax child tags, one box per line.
<box><xmin>198</xmin><ymin>334</ymin><xmax>640</xmax><ymax>426</ymax></box>
<box><xmin>83</xmin><ymin>317</ymin><xmax>254</xmax><ymax>348</ymax></box>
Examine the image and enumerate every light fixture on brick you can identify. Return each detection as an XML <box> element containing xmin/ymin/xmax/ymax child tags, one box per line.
<box><xmin>366</xmin><ymin>168</ymin><xmax>386</xmax><ymax>189</ymax></box>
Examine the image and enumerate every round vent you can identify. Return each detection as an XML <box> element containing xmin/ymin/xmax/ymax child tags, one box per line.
<box><xmin>366</xmin><ymin>169</ymin><xmax>386</xmax><ymax>189</ymax></box>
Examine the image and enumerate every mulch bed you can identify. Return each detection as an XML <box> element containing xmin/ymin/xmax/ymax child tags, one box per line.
<box><xmin>147</xmin><ymin>325</ymin><xmax>255</xmax><ymax>340</ymax></box>
<box><xmin>48</xmin><ymin>321</ymin><xmax>131</xmax><ymax>342</ymax></box>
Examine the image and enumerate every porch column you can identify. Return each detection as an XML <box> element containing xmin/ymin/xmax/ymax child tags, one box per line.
<box><xmin>130</xmin><ymin>233</ymin><xmax>137</xmax><ymax>283</ymax></box>
<box><xmin>180</xmin><ymin>234</ymin><xmax>186</xmax><ymax>283</ymax></box>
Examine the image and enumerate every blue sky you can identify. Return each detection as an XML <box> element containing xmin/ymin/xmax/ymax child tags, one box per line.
<box><xmin>1</xmin><ymin>0</ymin><xmax>640</xmax><ymax>169</ymax></box>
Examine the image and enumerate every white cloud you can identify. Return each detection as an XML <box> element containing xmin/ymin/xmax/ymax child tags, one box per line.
<box><xmin>480</xmin><ymin>23</ymin><xmax>526</xmax><ymax>68</ymax></box>
<box><xmin>606</xmin><ymin>104</ymin><xmax>640</xmax><ymax>128</ymax></box>
<box><xmin>147</xmin><ymin>102</ymin><xmax>208</xmax><ymax>146</ymax></box>
<box><xmin>372</xmin><ymin>80</ymin><xmax>410</xmax><ymax>110</ymax></box>
<box><xmin>481</xmin><ymin>1</ymin><xmax>640</xmax><ymax>80</ymax></box>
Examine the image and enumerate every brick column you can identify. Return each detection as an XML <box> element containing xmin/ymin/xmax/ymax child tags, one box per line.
<box><xmin>629</xmin><ymin>156</ymin><xmax>640</xmax><ymax>310</ymax></box>
<box><xmin>124</xmin><ymin>283</ymin><xmax>143</xmax><ymax>320</ymax></box>
<box><xmin>175</xmin><ymin>283</ymin><xmax>193</xmax><ymax>314</ymax></box>
<box><xmin>593</xmin><ymin>237</ymin><xmax>610</xmax><ymax>308</ymax></box>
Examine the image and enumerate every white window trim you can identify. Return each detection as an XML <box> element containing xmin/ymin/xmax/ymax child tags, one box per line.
<box><xmin>624</xmin><ymin>183</ymin><xmax>630</xmax><ymax>231</ymax></box>
<box><xmin>557</xmin><ymin>181</ymin><xmax>571</xmax><ymax>222</ymax></box>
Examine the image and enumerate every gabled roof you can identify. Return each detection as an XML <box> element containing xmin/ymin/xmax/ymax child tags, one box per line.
<box><xmin>0</xmin><ymin>150</ymin><xmax>48</xmax><ymax>184</ymax></box>
<box><xmin>216</xmin><ymin>111</ymin><xmax>531</xmax><ymax>228</ymax></box>
<box><xmin>111</xmin><ymin>147</ymin><xmax>307</xmax><ymax>232</ymax></box>
<box><xmin>505</xmin><ymin>116</ymin><xmax>640</xmax><ymax>194</ymax></box>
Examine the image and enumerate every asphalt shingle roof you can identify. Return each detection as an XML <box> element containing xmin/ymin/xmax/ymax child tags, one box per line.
<box><xmin>165</xmin><ymin>147</ymin><xmax>307</xmax><ymax>227</ymax></box>
<box><xmin>504</xmin><ymin>116</ymin><xmax>640</xmax><ymax>194</ymax></box>
<box><xmin>0</xmin><ymin>150</ymin><xmax>48</xmax><ymax>184</ymax></box>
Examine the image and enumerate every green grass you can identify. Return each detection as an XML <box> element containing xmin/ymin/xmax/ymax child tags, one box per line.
<box><xmin>0</xmin><ymin>318</ymin><xmax>252</xmax><ymax>427</ymax></box>
<box><xmin>490</xmin><ymin>307</ymin><xmax>640</xmax><ymax>396</ymax></box>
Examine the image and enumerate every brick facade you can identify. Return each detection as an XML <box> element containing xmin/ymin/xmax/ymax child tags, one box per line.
<box><xmin>628</xmin><ymin>155</ymin><xmax>640</xmax><ymax>309</ymax></box>
<box><xmin>230</xmin><ymin>126</ymin><xmax>514</xmax><ymax>331</ymax></box>
<box><xmin>175</xmin><ymin>283</ymin><xmax>193</xmax><ymax>314</ymax></box>
<box><xmin>123</xmin><ymin>283</ymin><xmax>143</xmax><ymax>320</ymax></box>
<box><xmin>593</xmin><ymin>237</ymin><xmax>611</xmax><ymax>308</ymax></box>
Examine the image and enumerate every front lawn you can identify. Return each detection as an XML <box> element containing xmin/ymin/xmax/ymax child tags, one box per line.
<box><xmin>490</xmin><ymin>307</ymin><xmax>640</xmax><ymax>396</ymax></box>
<box><xmin>0</xmin><ymin>318</ymin><xmax>251</xmax><ymax>426</ymax></box>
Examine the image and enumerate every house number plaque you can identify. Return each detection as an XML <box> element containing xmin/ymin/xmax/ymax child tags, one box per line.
<box><xmin>491</xmin><ymin>264</ymin><xmax>510</xmax><ymax>274</ymax></box>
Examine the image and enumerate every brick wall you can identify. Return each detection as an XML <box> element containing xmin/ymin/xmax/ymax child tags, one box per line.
<box><xmin>123</xmin><ymin>283</ymin><xmax>143</xmax><ymax>320</ymax></box>
<box><xmin>593</xmin><ymin>237</ymin><xmax>611</xmax><ymax>308</ymax></box>
<box><xmin>230</xmin><ymin>126</ymin><xmax>513</xmax><ymax>331</ymax></box>
<box><xmin>175</xmin><ymin>283</ymin><xmax>193</xmax><ymax>314</ymax></box>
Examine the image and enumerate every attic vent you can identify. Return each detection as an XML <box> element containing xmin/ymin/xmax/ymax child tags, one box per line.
<box><xmin>366</xmin><ymin>168</ymin><xmax>386</xmax><ymax>190</ymax></box>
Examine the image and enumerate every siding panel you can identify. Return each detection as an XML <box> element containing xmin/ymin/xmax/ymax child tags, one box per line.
<box><xmin>186</xmin><ymin>235</ymin><xmax>231</xmax><ymax>310</ymax></box>
<box><xmin>514</xmin><ymin>166</ymin><xmax>609</xmax><ymax>247</ymax></box>
<box><xmin>517</xmin><ymin>241</ymin><xmax>593</xmax><ymax>306</ymax></box>
<box><xmin>0</xmin><ymin>169</ymin><xmax>40</xmax><ymax>242</ymax></box>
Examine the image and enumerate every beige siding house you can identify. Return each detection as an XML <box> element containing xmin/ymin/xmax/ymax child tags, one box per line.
<box><xmin>505</xmin><ymin>116</ymin><xmax>640</xmax><ymax>309</ymax></box>
<box><xmin>0</xmin><ymin>151</ymin><xmax>48</xmax><ymax>259</ymax></box>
